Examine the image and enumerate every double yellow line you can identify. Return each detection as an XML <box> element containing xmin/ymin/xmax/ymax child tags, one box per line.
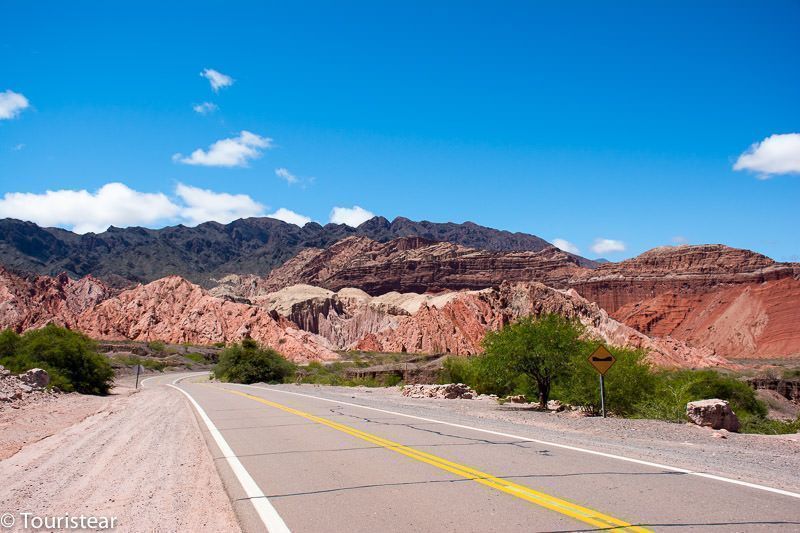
<box><xmin>216</xmin><ymin>386</ymin><xmax>651</xmax><ymax>532</ymax></box>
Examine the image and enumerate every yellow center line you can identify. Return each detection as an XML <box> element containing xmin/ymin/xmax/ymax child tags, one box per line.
<box><xmin>211</xmin><ymin>385</ymin><xmax>651</xmax><ymax>532</ymax></box>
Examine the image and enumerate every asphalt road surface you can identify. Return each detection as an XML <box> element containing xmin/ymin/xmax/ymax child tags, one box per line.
<box><xmin>146</xmin><ymin>373</ymin><xmax>800</xmax><ymax>532</ymax></box>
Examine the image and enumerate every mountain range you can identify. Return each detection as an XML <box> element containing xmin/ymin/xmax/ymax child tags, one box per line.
<box><xmin>0</xmin><ymin>216</ymin><xmax>591</xmax><ymax>286</ymax></box>
<box><xmin>0</xmin><ymin>216</ymin><xmax>797</xmax><ymax>365</ymax></box>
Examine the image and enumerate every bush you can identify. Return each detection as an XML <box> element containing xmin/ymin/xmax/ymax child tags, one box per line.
<box><xmin>113</xmin><ymin>355</ymin><xmax>166</xmax><ymax>372</ymax></box>
<box><xmin>146</xmin><ymin>340</ymin><xmax>166</xmax><ymax>354</ymax></box>
<box><xmin>739</xmin><ymin>415</ymin><xmax>800</xmax><ymax>435</ymax></box>
<box><xmin>480</xmin><ymin>314</ymin><xmax>586</xmax><ymax>405</ymax></box>
<box><xmin>183</xmin><ymin>352</ymin><xmax>206</xmax><ymax>364</ymax></box>
<box><xmin>213</xmin><ymin>339</ymin><xmax>296</xmax><ymax>384</ymax></box>
<box><xmin>633</xmin><ymin>370</ymin><xmax>766</xmax><ymax>422</ymax></box>
<box><xmin>0</xmin><ymin>325</ymin><xmax>114</xmax><ymax>395</ymax></box>
<box><xmin>554</xmin><ymin>346</ymin><xmax>656</xmax><ymax>416</ymax></box>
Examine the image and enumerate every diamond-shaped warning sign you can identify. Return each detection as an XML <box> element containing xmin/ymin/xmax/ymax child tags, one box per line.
<box><xmin>588</xmin><ymin>345</ymin><xmax>616</xmax><ymax>375</ymax></box>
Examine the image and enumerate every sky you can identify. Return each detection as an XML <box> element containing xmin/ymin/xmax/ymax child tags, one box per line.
<box><xmin>1</xmin><ymin>1</ymin><xmax>798</xmax><ymax>261</ymax></box>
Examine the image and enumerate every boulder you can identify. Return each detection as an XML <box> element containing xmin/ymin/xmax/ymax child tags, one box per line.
<box><xmin>505</xmin><ymin>394</ymin><xmax>528</xmax><ymax>404</ymax></box>
<box><xmin>19</xmin><ymin>368</ymin><xmax>50</xmax><ymax>389</ymax></box>
<box><xmin>401</xmin><ymin>383</ymin><xmax>476</xmax><ymax>400</ymax></box>
<box><xmin>686</xmin><ymin>399</ymin><xmax>740</xmax><ymax>432</ymax></box>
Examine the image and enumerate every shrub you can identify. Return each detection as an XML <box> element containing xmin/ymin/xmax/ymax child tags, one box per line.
<box><xmin>739</xmin><ymin>415</ymin><xmax>800</xmax><ymax>435</ymax></box>
<box><xmin>146</xmin><ymin>340</ymin><xmax>166</xmax><ymax>353</ymax></box>
<box><xmin>213</xmin><ymin>338</ymin><xmax>296</xmax><ymax>384</ymax></box>
<box><xmin>113</xmin><ymin>355</ymin><xmax>166</xmax><ymax>372</ymax></box>
<box><xmin>479</xmin><ymin>314</ymin><xmax>586</xmax><ymax>405</ymax></box>
<box><xmin>633</xmin><ymin>369</ymin><xmax>765</xmax><ymax>422</ymax></box>
<box><xmin>0</xmin><ymin>325</ymin><xmax>114</xmax><ymax>395</ymax></box>
<box><xmin>554</xmin><ymin>346</ymin><xmax>656</xmax><ymax>416</ymax></box>
<box><xmin>183</xmin><ymin>352</ymin><xmax>206</xmax><ymax>364</ymax></box>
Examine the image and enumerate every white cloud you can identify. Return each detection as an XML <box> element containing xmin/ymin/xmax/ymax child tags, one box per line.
<box><xmin>0</xmin><ymin>182</ymin><xmax>316</xmax><ymax>232</ymax></box>
<box><xmin>329</xmin><ymin>205</ymin><xmax>375</xmax><ymax>227</ymax></box>
<box><xmin>552</xmin><ymin>238</ymin><xmax>580</xmax><ymax>254</ymax></box>
<box><xmin>0</xmin><ymin>183</ymin><xmax>181</xmax><ymax>234</ymax></box>
<box><xmin>192</xmin><ymin>102</ymin><xmax>218</xmax><ymax>115</ymax></box>
<box><xmin>275</xmin><ymin>167</ymin><xmax>299</xmax><ymax>184</ymax></box>
<box><xmin>11</xmin><ymin>143</ymin><xmax>25</xmax><ymax>151</ymax></box>
<box><xmin>174</xmin><ymin>131</ymin><xmax>273</xmax><ymax>167</ymax></box>
<box><xmin>0</xmin><ymin>90</ymin><xmax>30</xmax><ymax>119</ymax></box>
<box><xmin>733</xmin><ymin>133</ymin><xmax>800</xmax><ymax>178</ymax></box>
<box><xmin>267</xmin><ymin>208</ymin><xmax>312</xmax><ymax>226</ymax></box>
<box><xmin>671</xmin><ymin>235</ymin><xmax>688</xmax><ymax>244</ymax></box>
<box><xmin>175</xmin><ymin>183</ymin><xmax>265</xmax><ymax>225</ymax></box>
<box><xmin>200</xmin><ymin>68</ymin><xmax>234</xmax><ymax>92</ymax></box>
<box><xmin>591</xmin><ymin>238</ymin><xmax>626</xmax><ymax>255</ymax></box>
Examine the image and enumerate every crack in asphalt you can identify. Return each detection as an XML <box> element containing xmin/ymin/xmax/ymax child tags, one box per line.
<box><xmin>327</xmin><ymin>406</ymin><xmax>548</xmax><ymax>453</ymax></box>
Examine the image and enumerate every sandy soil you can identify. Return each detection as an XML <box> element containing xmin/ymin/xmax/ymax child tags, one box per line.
<box><xmin>0</xmin><ymin>383</ymin><xmax>241</xmax><ymax>532</ymax></box>
<box><xmin>274</xmin><ymin>384</ymin><xmax>800</xmax><ymax>493</ymax></box>
<box><xmin>0</xmin><ymin>391</ymin><xmax>112</xmax><ymax>461</ymax></box>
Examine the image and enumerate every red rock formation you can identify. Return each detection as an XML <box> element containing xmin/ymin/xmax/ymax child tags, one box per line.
<box><xmin>570</xmin><ymin>244</ymin><xmax>798</xmax><ymax>313</ymax></box>
<box><xmin>613</xmin><ymin>277</ymin><xmax>800</xmax><ymax>359</ymax></box>
<box><xmin>74</xmin><ymin>277</ymin><xmax>338</xmax><ymax>362</ymax></box>
<box><xmin>352</xmin><ymin>282</ymin><xmax>728</xmax><ymax>368</ymax></box>
<box><xmin>0</xmin><ymin>267</ymin><xmax>109</xmax><ymax>331</ymax></box>
<box><xmin>261</xmin><ymin>236</ymin><xmax>588</xmax><ymax>294</ymax></box>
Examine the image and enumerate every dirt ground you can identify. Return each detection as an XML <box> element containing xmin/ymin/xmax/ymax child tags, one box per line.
<box><xmin>0</xmin><ymin>382</ymin><xmax>240</xmax><ymax>532</ymax></box>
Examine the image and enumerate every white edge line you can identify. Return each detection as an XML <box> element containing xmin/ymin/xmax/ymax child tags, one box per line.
<box><xmin>168</xmin><ymin>376</ymin><xmax>291</xmax><ymax>533</ymax></box>
<box><xmin>230</xmin><ymin>383</ymin><xmax>800</xmax><ymax>501</ymax></box>
<box><xmin>140</xmin><ymin>371</ymin><xmax>208</xmax><ymax>389</ymax></box>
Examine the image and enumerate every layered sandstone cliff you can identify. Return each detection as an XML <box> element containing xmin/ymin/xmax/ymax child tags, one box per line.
<box><xmin>570</xmin><ymin>244</ymin><xmax>799</xmax><ymax>312</ymax></box>
<box><xmin>254</xmin><ymin>281</ymin><xmax>727</xmax><ymax>368</ymax></box>
<box><xmin>570</xmin><ymin>245</ymin><xmax>800</xmax><ymax>359</ymax></box>
<box><xmin>260</xmin><ymin>236</ymin><xmax>589</xmax><ymax>294</ymax></box>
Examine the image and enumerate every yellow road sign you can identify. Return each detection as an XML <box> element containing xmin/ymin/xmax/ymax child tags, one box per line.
<box><xmin>588</xmin><ymin>345</ymin><xmax>616</xmax><ymax>375</ymax></box>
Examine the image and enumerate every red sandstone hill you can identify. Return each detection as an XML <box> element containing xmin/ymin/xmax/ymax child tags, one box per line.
<box><xmin>0</xmin><ymin>268</ymin><xmax>337</xmax><ymax>363</ymax></box>
<box><xmin>0</xmin><ymin>268</ymin><xmax>724</xmax><ymax>368</ymax></box>
<box><xmin>216</xmin><ymin>239</ymin><xmax>800</xmax><ymax>360</ymax></box>
<box><xmin>570</xmin><ymin>245</ymin><xmax>800</xmax><ymax>359</ymax></box>
<box><xmin>1</xmin><ymin>239</ymin><xmax>797</xmax><ymax>363</ymax></box>
<box><xmin>0</xmin><ymin>267</ymin><xmax>109</xmax><ymax>331</ymax></box>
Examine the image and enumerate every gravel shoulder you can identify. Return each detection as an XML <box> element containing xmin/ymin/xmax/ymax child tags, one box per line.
<box><xmin>269</xmin><ymin>383</ymin><xmax>800</xmax><ymax>494</ymax></box>
<box><xmin>0</xmin><ymin>381</ymin><xmax>241</xmax><ymax>532</ymax></box>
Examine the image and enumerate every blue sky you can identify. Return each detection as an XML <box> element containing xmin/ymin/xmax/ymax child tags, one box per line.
<box><xmin>1</xmin><ymin>1</ymin><xmax>798</xmax><ymax>260</ymax></box>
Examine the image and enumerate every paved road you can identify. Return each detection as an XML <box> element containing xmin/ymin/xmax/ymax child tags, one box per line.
<box><xmin>147</xmin><ymin>374</ymin><xmax>800</xmax><ymax>532</ymax></box>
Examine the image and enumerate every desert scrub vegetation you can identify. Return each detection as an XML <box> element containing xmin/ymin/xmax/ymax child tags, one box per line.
<box><xmin>112</xmin><ymin>354</ymin><xmax>167</xmax><ymax>372</ymax></box>
<box><xmin>0</xmin><ymin>325</ymin><xmax>114</xmax><ymax>395</ymax></box>
<box><xmin>440</xmin><ymin>314</ymin><xmax>793</xmax><ymax>433</ymax></box>
<box><xmin>183</xmin><ymin>352</ymin><xmax>207</xmax><ymax>364</ymax></box>
<box><xmin>213</xmin><ymin>338</ymin><xmax>296</xmax><ymax>384</ymax></box>
<box><xmin>294</xmin><ymin>361</ymin><xmax>403</xmax><ymax>387</ymax></box>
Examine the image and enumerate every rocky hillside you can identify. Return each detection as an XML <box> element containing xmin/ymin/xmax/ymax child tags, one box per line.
<box><xmin>210</xmin><ymin>240</ymin><xmax>800</xmax><ymax>360</ymax></box>
<box><xmin>0</xmin><ymin>216</ymin><xmax>579</xmax><ymax>286</ymax></box>
<box><xmin>256</xmin><ymin>236</ymin><xmax>589</xmax><ymax>294</ymax></box>
<box><xmin>570</xmin><ymin>245</ymin><xmax>800</xmax><ymax>359</ymax></box>
<box><xmin>0</xmin><ymin>267</ymin><xmax>109</xmax><ymax>331</ymax></box>
<box><xmin>0</xmin><ymin>268</ymin><xmax>336</xmax><ymax>363</ymax></box>
<box><xmin>0</xmin><ymin>268</ymin><xmax>723</xmax><ymax>367</ymax></box>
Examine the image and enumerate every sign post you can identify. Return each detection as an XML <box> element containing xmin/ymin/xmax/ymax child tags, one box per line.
<box><xmin>135</xmin><ymin>364</ymin><xmax>143</xmax><ymax>389</ymax></box>
<box><xmin>587</xmin><ymin>345</ymin><xmax>616</xmax><ymax>418</ymax></box>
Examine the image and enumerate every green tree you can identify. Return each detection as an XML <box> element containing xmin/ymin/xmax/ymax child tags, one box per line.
<box><xmin>481</xmin><ymin>314</ymin><xmax>586</xmax><ymax>406</ymax></box>
<box><xmin>0</xmin><ymin>325</ymin><xmax>114</xmax><ymax>395</ymax></box>
<box><xmin>213</xmin><ymin>338</ymin><xmax>296</xmax><ymax>384</ymax></box>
